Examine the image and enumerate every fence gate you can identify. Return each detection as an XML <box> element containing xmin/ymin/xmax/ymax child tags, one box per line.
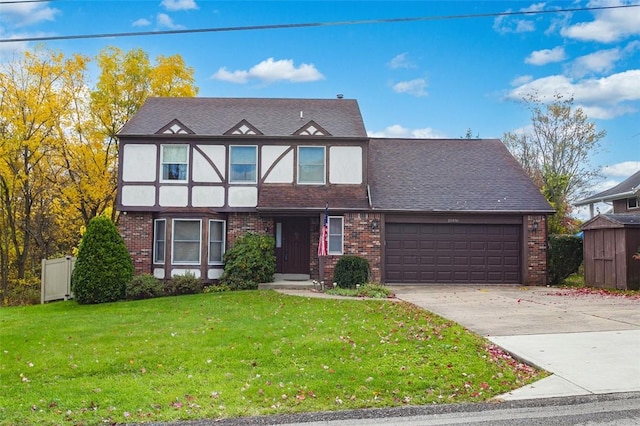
<box><xmin>41</xmin><ymin>256</ymin><xmax>75</xmax><ymax>303</ymax></box>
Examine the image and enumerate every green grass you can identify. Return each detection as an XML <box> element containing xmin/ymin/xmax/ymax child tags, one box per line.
<box><xmin>0</xmin><ymin>291</ymin><xmax>544</xmax><ymax>425</ymax></box>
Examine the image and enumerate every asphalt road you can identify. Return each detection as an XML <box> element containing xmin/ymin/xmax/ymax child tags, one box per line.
<box><xmin>154</xmin><ymin>392</ymin><xmax>640</xmax><ymax>426</ymax></box>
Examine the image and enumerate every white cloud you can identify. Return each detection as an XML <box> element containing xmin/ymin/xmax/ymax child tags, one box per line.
<box><xmin>212</xmin><ymin>58</ymin><xmax>324</xmax><ymax>84</ymax></box>
<box><xmin>0</xmin><ymin>2</ymin><xmax>59</xmax><ymax>27</ymax></box>
<box><xmin>392</xmin><ymin>78</ymin><xmax>428</xmax><ymax>97</ymax></box>
<box><xmin>367</xmin><ymin>124</ymin><xmax>446</xmax><ymax>139</ymax></box>
<box><xmin>510</xmin><ymin>75</ymin><xmax>534</xmax><ymax>86</ymax></box>
<box><xmin>161</xmin><ymin>0</ymin><xmax>199</xmax><ymax>11</ymax></box>
<box><xmin>561</xmin><ymin>1</ymin><xmax>640</xmax><ymax>42</ymax></box>
<box><xmin>601</xmin><ymin>161</ymin><xmax>640</xmax><ymax>177</ymax></box>
<box><xmin>493</xmin><ymin>3</ymin><xmax>545</xmax><ymax>34</ymax></box>
<box><xmin>157</xmin><ymin>13</ymin><xmax>184</xmax><ymax>30</ymax></box>
<box><xmin>132</xmin><ymin>18</ymin><xmax>151</xmax><ymax>27</ymax></box>
<box><xmin>525</xmin><ymin>46</ymin><xmax>566</xmax><ymax>65</ymax></box>
<box><xmin>507</xmin><ymin>70</ymin><xmax>640</xmax><ymax>118</ymax></box>
<box><xmin>570</xmin><ymin>48</ymin><xmax>621</xmax><ymax>77</ymax></box>
<box><xmin>389</xmin><ymin>53</ymin><xmax>415</xmax><ymax>69</ymax></box>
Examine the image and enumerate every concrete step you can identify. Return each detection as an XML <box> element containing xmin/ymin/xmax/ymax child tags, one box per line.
<box><xmin>259</xmin><ymin>280</ymin><xmax>316</xmax><ymax>290</ymax></box>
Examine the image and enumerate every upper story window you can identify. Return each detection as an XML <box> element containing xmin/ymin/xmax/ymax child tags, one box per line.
<box><xmin>298</xmin><ymin>146</ymin><xmax>325</xmax><ymax>184</ymax></box>
<box><xmin>628</xmin><ymin>197</ymin><xmax>639</xmax><ymax>209</ymax></box>
<box><xmin>161</xmin><ymin>145</ymin><xmax>188</xmax><ymax>182</ymax></box>
<box><xmin>230</xmin><ymin>146</ymin><xmax>257</xmax><ymax>183</ymax></box>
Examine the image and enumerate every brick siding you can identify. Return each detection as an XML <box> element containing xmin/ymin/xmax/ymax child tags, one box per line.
<box><xmin>525</xmin><ymin>214</ymin><xmax>548</xmax><ymax>286</ymax></box>
<box><xmin>119</xmin><ymin>212</ymin><xmax>153</xmax><ymax>276</ymax></box>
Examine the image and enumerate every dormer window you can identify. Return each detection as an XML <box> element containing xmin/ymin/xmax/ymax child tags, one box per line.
<box><xmin>298</xmin><ymin>146</ymin><xmax>325</xmax><ymax>184</ymax></box>
<box><xmin>161</xmin><ymin>145</ymin><xmax>188</xmax><ymax>182</ymax></box>
<box><xmin>629</xmin><ymin>197</ymin><xmax>639</xmax><ymax>209</ymax></box>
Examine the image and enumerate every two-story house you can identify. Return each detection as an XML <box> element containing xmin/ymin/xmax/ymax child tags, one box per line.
<box><xmin>574</xmin><ymin>169</ymin><xmax>640</xmax><ymax>218</ymax></box>
<box><xmin>117</xmin><ymin>97</ymin><xmax>553</xmax><ymax>286</ymax></box>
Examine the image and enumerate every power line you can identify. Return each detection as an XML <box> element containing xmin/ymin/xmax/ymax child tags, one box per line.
<box><xmin>1</xmin><ymin>3</ymin><xmax>638</xmax><ymax>43</ymax></box>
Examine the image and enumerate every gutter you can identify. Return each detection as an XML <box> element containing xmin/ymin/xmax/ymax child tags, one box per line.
<box><xmin>574</xmin><ymin>189</ymin><xmax>639</xmax><ymax>207</ymax></box>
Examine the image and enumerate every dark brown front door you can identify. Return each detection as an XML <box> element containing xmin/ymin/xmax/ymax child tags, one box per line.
<box><xmin>275</xmin><ymin>218</ymin><xmax>310</xmax><ymax>274</ymax></box>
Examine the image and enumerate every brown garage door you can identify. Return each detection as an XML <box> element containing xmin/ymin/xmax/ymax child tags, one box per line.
<box><xmin>385</xmin><ymin>223</ymin><xmax>521</xmax><ymax>284</ymax></box>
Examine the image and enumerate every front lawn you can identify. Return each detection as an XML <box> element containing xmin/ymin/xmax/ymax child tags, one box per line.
<box><xmin>0</xmin><ymin>291</ymin><xmax>543</xmax><ymax>425</ymax></box>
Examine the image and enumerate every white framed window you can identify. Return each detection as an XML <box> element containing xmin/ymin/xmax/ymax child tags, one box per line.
<box><xmin>161</xmin><ymin>145</ymin><xmax>188</xmax><ymax>182</ymax></box>
<box><xmin>328</xmin><ymin>216</ymin><xmax>343</xmax><ymax>255</ymax></box>
<box><xmin>172</xmin><ymin>219</ymin><xmax>201</xmax><ymax>265</ymax></box>
<box><xmin>628</xmin><ymin>197</ymin><xmax>639</xmax><ymax>209</ymax></box>
<box><xmin>153</xmin><ymin>219</ymin><xmax>166</xmax><ymax>264</ymax></box>
<box><xmin>298</xmin><ymin>146</ymin><xmax>325</xmax><ymax>184</ymax></box>
<box><xmin>208</xmin><ymin>220</ymin><xmax>226</xmax><ymax>264</ymax></box>
<box><xmin>229</xmin><ymin>146</ymin><xmax>257</xmax><ymax>183</ymax></box>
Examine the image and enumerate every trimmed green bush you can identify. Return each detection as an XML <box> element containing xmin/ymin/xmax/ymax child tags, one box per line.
<box><xmin>165</xmin><ymin>272</ymin><xmax>204</xmax><ymax>296</ymax></box>
<box><xmin>548</xmin><ymin>235</ymin><xmax>583</xmax><ymax>285</ymax></box>
<box><xmin>126</xmin><ymin>274</ymin><xmax>163</xmax><ymax>300</ymax></box>
<box><xmin>333</xmin><ymin>255</ymin><xmax>370</xmax><ymax>289</ymax></box>
<box><xmin>220</xmin><ymin>233</ymin><xmax>275</xmax><ymax>290</ymax></box>
<box><xmin>71</xmin><ymin>216</ymin><xmax>134</xmax><ymax>304</ymax></box>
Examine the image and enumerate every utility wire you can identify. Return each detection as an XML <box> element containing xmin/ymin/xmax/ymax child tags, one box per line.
<box><xmin>1</xmin><ymin>3</ymin><xmax>638</xmax><ymax>43</ymax></box>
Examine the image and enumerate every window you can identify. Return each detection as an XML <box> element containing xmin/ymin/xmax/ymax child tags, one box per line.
<box><xmin>208</xmin><ymin>220</ymin><xmax>226</xmax><ymax>264</ymax></box>
<box><xmin>298</xmin><ymin>146</ymin><xmax>325</xmax><ymax>184</ymax></box>
<box><xmin>172</xmin><ymin>219</ymin><xmax>201</xmax><ymax>264</ymax></box>
<box><xmin>628</xmin><ymin>197</ymin><xmax>639</xmax><ymax>209</ymax></box>
<box><xmin>161</xmin><ymin>145</ymin><xmax>188</xmax><ymax>182</ymax></box>
<box><xmin>153</xmin><ymin>219</ymin><xmax>166</xmax><ymax>264</ymax></box>
<box><xmin>230</xmin><ymin>146</ymin><xmax>257</xmax><ymax>183</ymax></box>
<box><xmin>328</xmin><ymin>216</ymin><xmax>343</xmax><ymax>255</ymax></box>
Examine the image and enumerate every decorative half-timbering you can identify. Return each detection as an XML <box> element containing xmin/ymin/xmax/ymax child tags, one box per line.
<box><xmin>117</xmin><ymin>97</ymin><xmax>553</xmax><ymax>285</ymax></box>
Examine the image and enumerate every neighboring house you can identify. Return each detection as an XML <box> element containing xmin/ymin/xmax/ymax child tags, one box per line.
<box><xmin>116</xmin><ymin>97</ymin><xmax>553</xmax><ymax>286</ymax></box>
<box><xmin>574</xmin><ymin>170</ymin><xmax>640</xmax><ymax>218</ymax></box>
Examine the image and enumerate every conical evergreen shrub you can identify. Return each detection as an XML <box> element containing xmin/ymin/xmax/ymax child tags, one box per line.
<box><xmin>71</xmin><ymin>216</ymin><xmax>134</xmax><ymax>304</ymax></box>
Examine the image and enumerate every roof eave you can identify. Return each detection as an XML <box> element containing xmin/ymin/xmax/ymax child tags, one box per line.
<box><xmin>574</xmin><ymin>190</ymin><xmax>638</xmax><ymax>206</ymax></box>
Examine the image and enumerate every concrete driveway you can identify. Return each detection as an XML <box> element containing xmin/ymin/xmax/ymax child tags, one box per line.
<box><xmin>392</xmin><ymin>285</ymin><xmax>640</xmax><ymax>400</ymax></box>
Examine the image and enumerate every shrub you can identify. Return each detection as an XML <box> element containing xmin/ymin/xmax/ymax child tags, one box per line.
<box><xmin>71</xmin><ymin>216</ymin><xmax>134</xmax><ymax>304</ymax></box>
<box><xmin>4</xmin><ymin>279</ymin><xmax>40</xmax><ymax>306</ymax></box>
<box><xmin>548</xmin><ymin>234</ymin><xmax>583</xmax><ymax>285</ymax></box>
<box><xmin>333</xmin><ymin>255</ymin><xmax>370</xmax><ymax>289</ymax></box>
<box><xmin>126</xmin><ymin>274</ymin><xmax>163</xmax><ymax>300</ymax></box>
<box><xmin>203</xmin><ymin>283</ymin><xmax>232</xmax><ymax>293</ymax></box>
<box><xmin>220</xmin><ymin>233</ymin><xmax>276</xmax><ymax>290</ymax></box>
<box><xmin>358</xmin><ymin>283</ymin><xmax>392</xmax><ymax>298</ymax></box>
<box><xmin>165</xmin><ymin>272</ymin><xmax>204</xmax><ymax>296</ymax></box>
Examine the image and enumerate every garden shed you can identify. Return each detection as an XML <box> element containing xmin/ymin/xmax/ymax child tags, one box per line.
<box><xmin>581</xmin><ymin>214</ymin><xmax>640</xmax><ymax>290</ymax></box>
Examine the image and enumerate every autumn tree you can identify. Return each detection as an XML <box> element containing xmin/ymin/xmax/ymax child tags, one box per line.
<box><xmin>503</xmin><ymin>93</ymin><xmax>605</xmax><ymax>234</ymax></box>
<box><xmin>0</xmin><ymin>47</ymin><xmax>88</xmax><ymax>288</ymax></box>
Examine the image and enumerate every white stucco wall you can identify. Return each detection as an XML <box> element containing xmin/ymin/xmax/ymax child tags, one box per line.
<box><xmin>191</xmin><ymin>186</ymin><xmax>225</xmax><ymax>207</ymax></box>
<box><xmin>228</xmin><ymin>186</ymin><xmax>258</xmax><ymax>207</ymax></box>
<box><xmin>263</xmin><ymin>148</ymin><xmax>294</xmax><ymax>183</ymax></box>
<box><xmin>159</xmin><ymin>186</ymin><xmax>189</xmax><ymax>207</ymax></box>
<box><xmin>193</xmin><ymin>145</ymin><xmax>226</xmax><ymax>182</ymax></box>
<box><xmin>330</xmin><ymin>146</ymin><xmax>362</xmax><ymax>184</ymax></box>
<box><xmin>120</xmin><ymin>185</ymin><xmax>156</xmax><ymax>207</ymax></box>
<box><xmin>122</xmin><ymin>145</ymin><xmax>157</xmax><ymax>182</ymax></box>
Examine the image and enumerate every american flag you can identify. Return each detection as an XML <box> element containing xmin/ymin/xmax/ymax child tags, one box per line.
<box><xmin>318</xmin><ymin>203</ymin><xmax>328</xmax><ymax>257</ymax></box>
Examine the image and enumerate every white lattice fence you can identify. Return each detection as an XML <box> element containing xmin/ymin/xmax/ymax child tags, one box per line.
<box><xmin>41</xmin><ymin>256</ymin><xmax>75</xmax><ymax>303</ymax></box>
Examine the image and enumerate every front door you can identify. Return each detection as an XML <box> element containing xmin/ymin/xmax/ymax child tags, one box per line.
<box><xmin>275</xmin><ymin>218</ymin><xmax>310</xmax><ymax>274</ymax></box>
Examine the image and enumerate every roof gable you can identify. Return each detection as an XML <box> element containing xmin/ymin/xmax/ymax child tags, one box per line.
<box><xmin>581</xmin><ymin>213</ymin><xmax>640</xmax><ymax>230</ymax></box>
<box><xmin>575</xmin><ymin>169</ymin><xmax>640</xmax><ymax>206</ymax></box>
<box><xmin>368</xmin><ymin>138</ymin><xmax>553</xmax><ymax>213</ymax></box>
<box><xmin>224</xmin><ymin>119</ymin><xmax>264</xmax><ymax>135</ymax></box>
<box><xmin>119</xmin><ymin>97</ymin><xmax>367</xmax><ymax>138</ymax></box>
<box><xmin>156</xmin><ymin>119</ymin><xmax>194</xmax><ymax>135</ymax></box>
<box><xmin>293</xmin><ymin>120</ymin><xmax>331</xmax><ymax>136</ymax></box>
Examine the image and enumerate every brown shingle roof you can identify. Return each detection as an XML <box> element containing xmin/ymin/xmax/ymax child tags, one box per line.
<box><xmin>257</xmin><ymin>185</ymin><xmax>369</xmax><ymax>211</ymax></box>
<box><xmin>368</xmin><ymin>138</ymin><xmax>554</xmax><ymax>213</ymax></box>
<box><xmin>119</xmin><ymin>97</ymin><xmax>367</xmax><ymax>138</ymax></box>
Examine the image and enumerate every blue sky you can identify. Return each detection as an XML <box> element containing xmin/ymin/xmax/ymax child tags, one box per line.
<box><xmin>1</xmin><ymin>0</ymin><xmax>639</xmax><ymax>216</ymax></box>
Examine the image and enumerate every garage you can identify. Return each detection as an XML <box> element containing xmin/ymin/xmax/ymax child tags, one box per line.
<box><xmin>385</xmin><ymin>222</ymin><xmax>521</xmax><ymax>284</ymax></box>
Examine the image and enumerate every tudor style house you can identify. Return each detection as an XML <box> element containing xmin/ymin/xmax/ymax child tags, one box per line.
<box><xmin>117</xmin><ymin>97</ymin><xmax>553</xmax><ymax>286</ymax></box>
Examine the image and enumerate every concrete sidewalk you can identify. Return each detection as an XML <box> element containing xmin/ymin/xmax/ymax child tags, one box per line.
<box><xmin>391</xmin><ymin>285</ymin><xmax>640</xmax><ymax>400</ymax></box>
